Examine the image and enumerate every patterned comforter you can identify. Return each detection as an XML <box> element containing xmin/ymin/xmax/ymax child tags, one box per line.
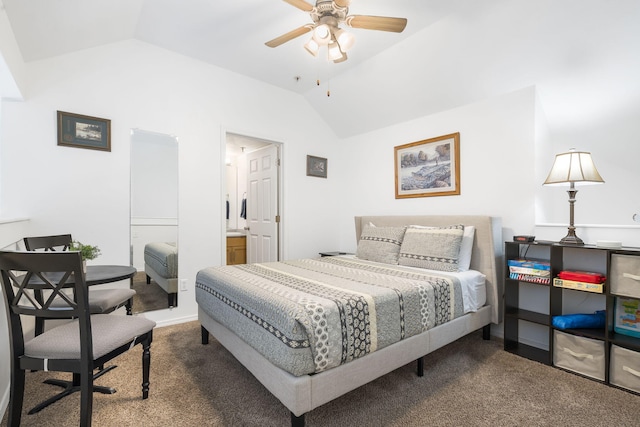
<box><xmin>196</xmin><ymin>256</ymin><xmax>464</xmax><ymax>376</ymax></box>
<box><xmin>144</xmin><ymin>242</ymin><xmax>178</xmax><ymax>279</ymax></box>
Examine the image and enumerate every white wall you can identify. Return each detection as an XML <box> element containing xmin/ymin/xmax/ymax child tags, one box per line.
<box><xmin>0</xmin><ymin>40</ymin><xmax>343</xmax><ymax>414</ymax></box>
<box><xmin>2</xmin><ymin>14</ymin><xmax>640</xmax><ymax>419</ymax></box>
<box><xmin>335</xmin><ymin>87</ymin><xmax>538</xmax><ymax>250</ymax></box>
<box><xmin>0</xmin><ymin>7</ymin><xmax>24</xmax><ymax>100</ymax></box>
<box><xmin>130</xmin><ymin>130</ymin><xmax>178</xmax><ymax>220</ymax></box>
<box><xmin>0</xmin><ymin>219</ymin><xmax>29</xmax><ymax>414</ymax></box>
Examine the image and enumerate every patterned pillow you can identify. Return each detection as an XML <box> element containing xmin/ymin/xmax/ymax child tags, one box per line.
<box><xmin>356</xmin><ymin>225</ymin><xmax>406</xmax><ymax>264</ymax></box>
<box><xmin>398</xmin><ymin>225</ymin><xmax>465</xmax><ymax>271</ymax></box>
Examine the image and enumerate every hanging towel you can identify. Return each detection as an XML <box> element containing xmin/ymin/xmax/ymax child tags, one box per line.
<box><xmin>240</xmin><ymin>197</ymin><xmax>247</xmax><ymax>219</ymax></box>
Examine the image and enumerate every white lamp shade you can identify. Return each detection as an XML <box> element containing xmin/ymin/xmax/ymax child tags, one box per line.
<box><xmin>334</xmin><ymin>28</ymin><xmax>355</xmax><ymax>51</ymax></box>
<box><xmin>333</xmin><ymin>51</ymin><xmax>348</xmax><ymax>63</ymax></box>
<box><xmin>327</xmin><ymin>41</ymin><xmax>344</xmax><ymax>61</ymax></box>
<box><xmin>543</xmin><ymin>149</ymin><xmax>604</xmax><ymax>186</ymax></box>
<box><xmin>313</xmin><ymin>24</ymin><xmax>331</xmax><ymax>45</ymax></box>
<box><xmin>304</xmin><ymin>38</ymin><xmax>319</xmax><ymax>57</ymax></box>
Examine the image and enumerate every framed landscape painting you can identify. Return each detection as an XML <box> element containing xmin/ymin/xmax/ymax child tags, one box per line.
<box><xmin>57</xmin><ymin>111</ymin><xmax>111</xmax><ymax>152</ymax></box>
<box><xmin>394</xmin><ymin>132</ymin><xmax>460</xmax><ymax>199</ymax></box>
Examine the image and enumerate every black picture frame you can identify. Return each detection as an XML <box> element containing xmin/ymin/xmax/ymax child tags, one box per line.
<box><xmin>57</xmin><ymin>110</ymin><xmax>111</xmax><ymax>152</ymax></box>
<box><xmin>306</xmin><ymin>155</ymin><xmax>327</xmax><ymax>178</ymax></box>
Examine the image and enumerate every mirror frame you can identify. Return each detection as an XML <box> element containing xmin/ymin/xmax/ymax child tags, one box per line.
<box><xmin>130</xmin><ymin>129</ymin><xmax>179</xmax><ymax>313</ymax></box>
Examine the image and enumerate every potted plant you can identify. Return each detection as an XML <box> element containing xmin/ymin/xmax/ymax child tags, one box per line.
<box><xmin>69</xmin><ymin>241</ymin><xmax>101</xmax><ymax>271</ymax></box>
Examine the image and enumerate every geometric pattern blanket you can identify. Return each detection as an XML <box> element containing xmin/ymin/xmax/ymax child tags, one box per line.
<box><xmin>196</xmin><ymin>256</ymin><xmax>463</xmax><ymax>376</ymax></box>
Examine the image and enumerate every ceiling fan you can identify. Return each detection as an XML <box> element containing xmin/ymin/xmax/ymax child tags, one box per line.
<box><xmin>265</xmin><ymin>0</ymin><xmax>408</xmax><ymax>63</ymax></box>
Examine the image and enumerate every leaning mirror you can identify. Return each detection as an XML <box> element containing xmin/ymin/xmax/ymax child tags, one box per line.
<box><xmin>130</xmin><ymin>129</ymin><xmax>178</xmax><ymax>313</ymax></box>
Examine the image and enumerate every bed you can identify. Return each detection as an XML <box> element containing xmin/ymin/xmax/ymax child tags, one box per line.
<box><xmin>196</xmin><ymin>215</ymin><xmax>502</xmax><ymax>426</ymax></box>
<box><xmin>144</xmin><ymin>242</ymin><xmax>178</xmax><ymax>307</ymax></box>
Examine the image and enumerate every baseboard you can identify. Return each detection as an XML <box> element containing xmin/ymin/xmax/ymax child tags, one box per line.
<box><xmin>154</xmin><ymin>313</ymin><xmax>198</xmax><ymax>328</ymax></box>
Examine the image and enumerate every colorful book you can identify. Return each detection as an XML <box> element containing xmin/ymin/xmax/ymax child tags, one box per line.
<box><xmin>615</xmin><ymin>297</ymin><xmax>640</xmax><ymax>338</ymax></box>
<box><xmin>507</xmin><ymin>259</ymin><xmax>551</xmax><ymax>270</ymax></box>
<box><xmin>557</xmin><ymin>270</ymin><xmax>605</xmax><ymax>284</ymax></box>
<box><xmin>509</xmin><ymin>266</ymin><xmax>551</xmax><ymax>277</ymax></box>
<box><xmin>509</xmin><ymin>272</ymin><xmax>551</xmax><ymax>285</ymax></box>
<box><xmin>553</xmin><ymin>278</ymin><xmax>604</xmax><ymax>293</ymax></box>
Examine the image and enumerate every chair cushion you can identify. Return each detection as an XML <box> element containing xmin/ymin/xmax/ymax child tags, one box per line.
<box><xmin>49</xmin><ymin>288</ymin><xmax>136</xmax><ymax>313</ymax></box>
<box><xmin>25</xmin><ymin>314</ymin><xmax>156</xmax><ymax>359</ymax></box>
<box><xmin>86</xmin><ymin>289</ymin><xmax>136</xmax><ymax>313</ymax></box>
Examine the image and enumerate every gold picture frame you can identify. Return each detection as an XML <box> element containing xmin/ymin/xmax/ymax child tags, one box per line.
<box><xmin>394</xmin><ymin>132</ymin><xmax>460</xmax><ymax>199</ymax></box>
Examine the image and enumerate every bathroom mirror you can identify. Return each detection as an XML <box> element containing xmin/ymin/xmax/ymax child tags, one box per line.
<box><xmin>130</xmin><ymin>129</ymin><xmax>178</xmax><ymax>313</ymax></box>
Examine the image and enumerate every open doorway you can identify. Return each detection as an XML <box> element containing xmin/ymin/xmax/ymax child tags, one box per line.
<box><xmin>224</xmin><ymin>132</ymin><xmax>282</xmax><ymax>265</ymax></box>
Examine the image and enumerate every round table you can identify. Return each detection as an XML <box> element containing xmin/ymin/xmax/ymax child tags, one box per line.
<box><xmin>84</xmin><ymin>265</ymin><xmax>137</xmax><ymax>285</ymax></box>
<box><xmin>25</xmin><ymin>264</ymin><xmax>136</xmax><ymax>289</ymax></box>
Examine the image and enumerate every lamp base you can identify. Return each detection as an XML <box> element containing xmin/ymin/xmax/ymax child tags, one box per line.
<box><xmin>559</xmin><ymin>234</ymin><xmax>584</xmax><ymax>246</ymax></box>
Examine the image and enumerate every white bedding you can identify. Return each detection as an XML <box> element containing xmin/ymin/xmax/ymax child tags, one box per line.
<box><xmin>337</xmin><ymin>254</ymin><xmax>486</xmax><ymax>314</ymax></box>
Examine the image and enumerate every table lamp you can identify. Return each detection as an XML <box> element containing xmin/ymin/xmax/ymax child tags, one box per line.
<box><xmin>543</xmin><ymin>149</ymin><xmax>604</xmax><ymax>245</ymax></box>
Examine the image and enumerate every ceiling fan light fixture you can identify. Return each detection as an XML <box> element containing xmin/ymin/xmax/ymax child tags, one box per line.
<box><xmin>334</xmin><ymin>28</ymin><xmax>355</xmax><ymax>51</ymax></box>
<box><xmin>333</xmin><ymin>51</ymin><xmax>348</xmax><ymax>63</ymax></box>
<box><xmin>327</xmin><ymin>41</ymin><xmax>344</xmax><ymax>61</ymax></box>
<box><xmin>313</xmin><ymin>24</ymin><xmax>332</xmax><ymax>45</ymax></box>
<box><xmin>304</xmin><ymin>38</ymin><xmax>320</xmax><ymax>57</ymax></box>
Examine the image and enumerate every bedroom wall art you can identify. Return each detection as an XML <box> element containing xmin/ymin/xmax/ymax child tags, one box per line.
<box><xmin>394</xmin><ymin>132</ymin><xmax>460</xmax><ymax>198</ymax></box>
<box><xmin>57</xmin><ymin>110</ymin><xmax>111</xmax><ymax>152</ymax></box>
<box><xmin>306</xmin><ymin>155</ymin><xmax>327</xmax><ymax>178</ymax></box>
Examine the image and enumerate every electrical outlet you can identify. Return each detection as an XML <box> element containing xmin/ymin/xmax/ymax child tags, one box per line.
<box><xmin>180</xmin><ymin>279</ymin><xmax>188</xmax><ymax>291</ymax></box>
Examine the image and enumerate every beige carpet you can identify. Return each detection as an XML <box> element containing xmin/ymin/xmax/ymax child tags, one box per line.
<box><xmin>131</xmin><ymin>272</ymin><xmax>168</xmax><ymax>314</ymax></box>
<box><xmin>2</xmin><ymin>321</ymin><xmax>640</xmax><ymax>426</ymax></box>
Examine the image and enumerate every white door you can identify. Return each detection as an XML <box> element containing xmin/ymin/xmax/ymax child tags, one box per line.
<box><xmin>246</xmin><ymin>144</ymin><xmax>279</xmax><ymax>263</ymax></box>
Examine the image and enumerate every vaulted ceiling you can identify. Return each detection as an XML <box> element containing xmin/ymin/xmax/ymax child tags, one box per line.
<box><xmin>2</xmin><ymin>0</ymin><xmax>639</xmax><ymax>137</ymax></box>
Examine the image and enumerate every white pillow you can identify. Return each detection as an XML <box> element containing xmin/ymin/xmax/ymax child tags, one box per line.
<box><xmin>458</xmin><ymin>226</ymin><xmax>475</xmax><ymax>272</ymax></box>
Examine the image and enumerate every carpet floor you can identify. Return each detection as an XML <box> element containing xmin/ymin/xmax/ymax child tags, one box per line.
<box><xmin>131</xmin><ymin>272</ymin><xmax>168</xmax><ymax>314</ymax></box>
<box><xmin>2</xmin><ymin>320</ymin><xmax>640</xmax><ymax>426</ymax></box>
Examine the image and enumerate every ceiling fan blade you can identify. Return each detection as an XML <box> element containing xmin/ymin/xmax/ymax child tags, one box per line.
<box><xmin>334</xmin><ymin>0</ymin><xmax>352</xmax><ymax>7</ymax></box>
<box><xmin>265</xmin><ymin>25</ymin><xmax>313</xmax><ymax>48</ymax></box>
<box><xmin>345</xmin><ymin>15</ymin><xmax>408</xmax><ymax>33</ymax></box>
<box><xmin>283</xmin><ymin>0</ymin><xmax>314</xmax><ymax>12</ymax></box>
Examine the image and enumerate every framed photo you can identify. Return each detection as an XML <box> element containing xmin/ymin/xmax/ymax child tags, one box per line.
<box><xmin>57</xmin><ymin>111</ymin><xmax>111</xmax><ymax>152</ymax></box>
<box><xmin>394</xmin><ymin>132</ymin><xmax>460</xmax><ymax>199</ymax></box>
<box><xmin>306</xmin><ymin>155</ymin><xmax>328</xmax><ymax>178</ymax></box>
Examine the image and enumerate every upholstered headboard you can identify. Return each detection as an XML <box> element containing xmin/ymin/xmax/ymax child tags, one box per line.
<box><xmin>354</xmin><ymin>215</ymin><xmax>503</xmax><ymax>324</ymax></box>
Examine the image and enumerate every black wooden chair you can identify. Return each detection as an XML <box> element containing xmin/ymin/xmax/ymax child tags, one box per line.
<box><xmin>0</xmin><ymin>250</ymin><xmax>155</xmax><ymax>427</ymax></box>
<box><xmin>23</xmin><ymin>234</ymin><xmax>136</xmax><ymax>336</ymax></box>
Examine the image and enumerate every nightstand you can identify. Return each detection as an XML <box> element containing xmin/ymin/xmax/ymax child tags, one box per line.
<box><xmin>319</xmin><ymin>251</ymin><xmax>352</xmax><ymax>257</ymax></box>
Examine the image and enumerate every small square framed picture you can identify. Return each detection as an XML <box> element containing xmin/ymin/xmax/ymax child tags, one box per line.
<box><xmin>57</xmin><ymin>111</ymin><xmax>111</xmax><ymax>152</ymax></box>
<box><xmin>307</xmin><ymin>155</ymin><xmax>327</xmax><ymax>178</ymax></box>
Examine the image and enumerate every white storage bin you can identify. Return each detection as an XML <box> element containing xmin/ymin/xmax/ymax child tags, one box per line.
<box><xmin>610</xmin><ymin>254</ymin><xmax>640</xmax><ymax>298</ymax></box>
<box><xmin>610</xmin><ymin>345</ymin><xmax>640</xmax><ymax>393</ymax></box>
<box><xmin>553</xmin><ymin>330</ymin><xmax>605</xmax><ymax>381</ymax></box>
